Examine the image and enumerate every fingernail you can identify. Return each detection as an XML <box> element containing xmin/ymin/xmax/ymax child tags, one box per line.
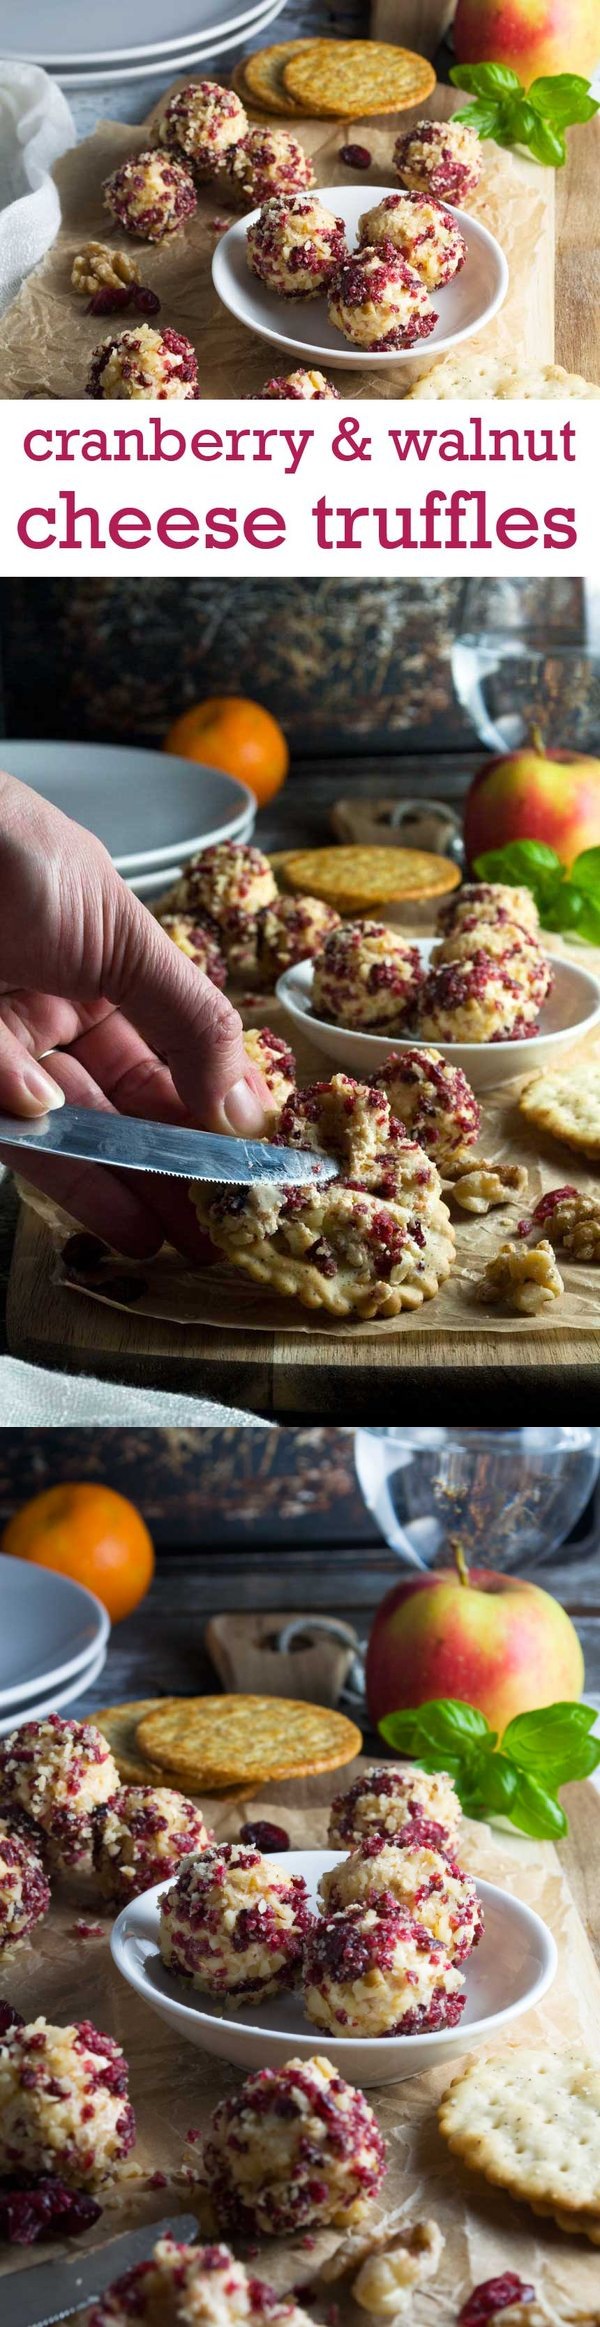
<box><xmin>20</xmin><ymin>1063</ymin><xmax>66</xmax><ymax>1114</ymax></box>
<box><xmin>223</xmin><ymin>1077</ymin><xmax>267</xmax><ymax>1136</ymax></box>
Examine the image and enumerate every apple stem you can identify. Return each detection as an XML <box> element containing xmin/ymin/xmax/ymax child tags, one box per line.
<box><xmin>450</xmin><ymin>1538</ymin><xmax>470</xmax><ymax>1588</ymax></box>
<box><xmin>529</xmin><ymin>723</ymin><xmax>546</xmax><ymax>756</ymax></box>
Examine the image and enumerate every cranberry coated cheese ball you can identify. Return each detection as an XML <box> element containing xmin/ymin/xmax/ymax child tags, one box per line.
<box><xmin>0</xmin><ymin>2016</ymin><xmax>135</xmax><ymax>2187</ymax></box>
<box><xmin>103</xmin><ymin>150</ymin><xmax>196</xmax><ymax>242</ymax></box>
<box><xmin>358</xmin><ymin>191</ymin><xmax>466</xmax><ymax>291</ymax></box>
<box><xmin>158</xmin><ymin>1841</ymin><xmax>312</xmax><ymax>2002</ymax></box>
<box><xmin>274</xmin><ymin>1074</ymin><xmax>440</xmax><ymax>1215</ymax></box>
<box><xmin>312</xmin><ymin>922</ymin><xmax>423</xmax><ymax>1033</ymax></box>
<box><xmin>437</xmin><ymin>882</ymin><xmax>540</xmax><ymax>938</ymax></box>
<box><xmin>433</xmin><ymin>921</ymin><xmax>552</xmax><ymax>1013</ymax></box>
<box><xmin>92</xmin><ymin>1786</ymin><xmax>210</xmax><ymax>1906</ymax></box>
<box><xmin>90</xmin><ymin>2237</ymin><xmax>315</xmax><ymax>2327</ymax></box>
<box><xmin>198</xmin><ymin>2054</ymin><xmax>386</xmax><ymax>2235</ymax></box>
<box><xmin>257</xmin><ymin>892</ymin><xmax>340</xmax><ymax>980</ymax></box>
<box><xmin>182</xmin><ymin>841</ymin><xmax>277</xmax><ymax>928</ymax></box>
<box><xmin>0</xmin><ymin>1828</ymin><xmax>50</xmax><ymax>1951</ymax></box>
<box><xmin>0</xmin><ymin>1714</ymin><xmax>119</xmax><ymax>1871</ymax></box>
<box><xmin>328</xmin><ymin>1763</ymin><xmax>461</xmax><ymax>1848</ymax></box>
<box><xmin>159</xmin><ymin>913</ymin><xmax>227</xmax><ymax>988</ymax></box>
<box><xmin>394</xmin><ymin>117</ymin><xmax>482</xmax><ymax>205</ymax></box>
<box><xmin>303</xmin><ymin>1906</ymin><xmax>465</xmax><ymax>2038</ymax></box>
<box><xmin>228</xmin><ymin>128</ymin><xmax>315</xmax><ymax>207</ymax></box>
<box><xmin>320</xmin><ymin>1836</ymin><xmax>483</xmax><ymax>1963</ymax></box>
<box><xmin>415</xmin><ymin>954</ymin><xmax>539</xmax><ymax>1043</ymax></box>
<box><xmin>158</xmin><ymin>80</ymin><xmax>247</xmax><ymax>179</ymax></box>
<box><xmin>87</xmin><ymin>325</ymin><xmax>199</xmax><ymax>400</ymax></box>
<box><xmin>372</xmin><ymin>1047</ymin><xmax>481</xmax><ymax>1172</ymax></box>
<box><xmin>259</xmin><ymin>368</ymin><xmax>340</xmax><ymax>399</ymax></box>
<box><xmin>242</xmin><ymin>1027</ymin><xmax>296</xmax><ymax>1118</ymax></box>
<box><xmin>328</xmin><ymin>244</ymin><xmax>435</xmax><ymax>353</ymax></box>
<box><xmin>247</xmin><ymin>195</ymin><xmax>347</xmax><ymax>298</ymax></box>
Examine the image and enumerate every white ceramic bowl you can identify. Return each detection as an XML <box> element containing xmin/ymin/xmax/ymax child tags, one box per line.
<box><xmin>212</xmin><ymin>188</ymin><xmax>508</xmax><ymax>376</ymax></box>
<box><xmin>111</xmin><ymin>1848</ymin><xmax>556</xmax><ymax>2087</ymax></box>
<box><xmin>276</xmin><ymin>943</ymin><xmax>600</xmax><ymax>1093</ymax></box>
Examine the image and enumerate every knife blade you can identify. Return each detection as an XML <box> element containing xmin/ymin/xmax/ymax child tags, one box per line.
<box><xmin>0</xmin><ymin>1106</ymin><xmax>339</xmax><ymax>1188</ymax></box>
<box><xmin>6</xmin><ymin>2213</ymin><xmax>199</xmax><ymax>2327</ymax></box>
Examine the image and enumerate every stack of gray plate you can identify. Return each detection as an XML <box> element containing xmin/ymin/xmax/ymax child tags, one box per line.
<box><xmin>6</xmin><ymin>0</ymin><xmax>285</xmax><ymax>88</ymax></box>
<box><xmin>0</xmin><ymin>1555</ymin><xmax>109</xmax><ymax>1734</ymax></box>
<box><xmin>2</xmin><ymin>740</ymin><xmax>256</xmax><ymax>900</ymax></box>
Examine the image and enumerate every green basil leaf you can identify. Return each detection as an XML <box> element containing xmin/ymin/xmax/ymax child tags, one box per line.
<box><xmin>508</xmin><ymin>1772</ymin><xmax>568</xmax><ymax>1839</ymax></box>
<box><xmin>377</xmin><ymin>1710</ymin><xmax>422</xmax><ymax>1754</ymax></box>
<box><xmin>450</xmin><ymin>62</ymin><xmax>522</xmax><ymax>95</ymax></box>
<box><xmin>475</xmin><ymin>1752</ymin><xmax>519</xmax><ymax>1814</ymax></box>
<box><xmin>524</xmin><ymin>115</ymin><xmax>567</xmax><ymax>165</ymax></box>
<box><xmin>407</xmin><ymin>1699</ymin><xmax>494</xmax><ymax>1753</ymax></box>
<box><xmin>546</xmin><ymin>884</ymin><xmax>600</xmax><ymax>943</ymax></box>
<box><xmin>528</xmin><ymin>74</ymin><xmax>600</xmax><ymax>126</ymax></box>
<box><xmin>452</xmin><ymin>100</ymin><xmax>503</xmax><ymax>138</ymax></box>
<box><xmin>502</xmin><ymin>1703</ymin><xmax>600</xmax><ymax>1785</ymax></box>
<box><xmin>570</xmin><ymin>848</ymin><xmax>600</xmax><ymax>896</ymax></box>
<box><xmin>473</xmin><ymin>841</ymin><xmax>564</xmax><ymax>914</ymax></box>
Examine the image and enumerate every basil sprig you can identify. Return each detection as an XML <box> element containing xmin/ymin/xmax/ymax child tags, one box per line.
<box><xmin>473</xmin><ymin>838</ymin><xmax>600</xmax><ymax>945</ymax></box>
<box><xmin>378</xmin><ymin>1697</ymin><xmax>600</xmax><ymax>1838</ymax></box>
<box><xmin>449</xmin><ymin>64</ymin><xmax>598</xmax><ymax>167</ymax></box>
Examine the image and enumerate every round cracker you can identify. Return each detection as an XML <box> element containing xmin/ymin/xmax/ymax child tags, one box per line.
<box><xmin>280</xmin><ymin>845</ymin><xmax>460</xmax><ymax>913</ymax></box>
<box><xmin>93</xmin><ymin>1699</ymin><xmax>167</xmax><ymax>1784</ymax></box>
<box><xmin>439</xmin><ymin>2048</ymin><xmax>600</xmax><ymax>2243</ymax></box>
<box><xmin>282</xmin><ymin>40</ymin><xmax>436</xmax><ymax>120</ymax></box>
<box><xmin>243</xmin><ymin>41</ymin><xmax>313</xmax><ymax>116</ymax></box>
<box><xmin>519</xmin><ymin>1059</ymin><xmax>600</xmax><ymax>1160</ymax></box>
<box><xmin>137</xmin><ymin>1694</ymin><xmax>362</xmax><ymax>1788</ymax></box>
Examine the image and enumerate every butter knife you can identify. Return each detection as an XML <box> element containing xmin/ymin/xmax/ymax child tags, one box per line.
<box><xmin>5</xmin><ymin>2212</ymin><xmax>198</xmax><ymax>2327</ymax></box>
<box><xmin>0</xmin><ymin>1106</ymin><xmax>339</xmax><ymax>1188</ymax></box>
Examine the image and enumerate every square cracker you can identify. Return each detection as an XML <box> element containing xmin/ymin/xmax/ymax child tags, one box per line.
<box><xmin>438</xmin><ymin>2048</ymin><xmax>600</xmax><ymax>2243</ymax></box>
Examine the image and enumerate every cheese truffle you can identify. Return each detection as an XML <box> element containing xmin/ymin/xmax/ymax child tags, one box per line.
<box><xmin>320</xmin><ymin>1837</ymin><xmax>483</xmax><ymax>1962</ymax></box>
<box><xmin>198</xmin><ymin>2054</ymin><xmax>386</xmax><ymax>2234</ymax></box>
<box><xmin>415</xmin><ymin>954</ymin><xmax>539</xmax><ymax>1043</ymax></box>
<box><xmin>158</xmin><ymin>1841</ymin><xmax>312</xmax><ymax>2001</ymax></box>
<box><xmin>328</xmin><ymin>244</ymin><xmax>435</xmax><ymax>352</ymax></box>
<box><xmin>159</xmin><ymin>913</ymin><xmax>227</xmax><ymax>988</ymax></box>
<box><xmin>242</xmin><ymin>1027</ymin><xmax>296</xmax><ymax>1118</ymax></box>
<box><xmin>89</xmin><ymin>2236</ymin><xmax>315</xmax><ymax>2327</ymax></box>
<box><xmin>257</xmin><ymin>893</ymin><xmax>340</xmax><ymax>980</ymax></box>
<box><xmin>0</xmin><ymin>2016</ymin><xmax>135</xmax><ymax>2187</ymax></box>
<box><xmin>87</xmin><ymin>325</ymin><xmax>199</xmax><ymax>400</ymax></box>
<box><xmin>247</xmin><ymin>195</ymin><xmax>347</xmax><ymax>297</ymax></box>
<box><xmin>328</xmin><ymin>1764</ymin><xmax>461</xmax><ymax>1848</ymax></box>
<box><xmin>182</xmin><ymin>841</ymin><xmax>277</xmax><ymax>928</ymax></box>
<box><xmin>312</xmin><ymin>922</ymin><xmax>423</xmax><ymax>1032</ymax></box>
<box><xmin>0</xmin><ymin>1829</ymin><xmax>50</xmax><ymax>1952</ymax></box>
<box><xmin>304</xmin><ymin>1906</ymin><xmax>465</xmax><ymax>2038</ymax></box>
<box><xmin>371</xmin><ymin>1047</ymin><xmax>481</xmax><ymax>1171</ymax></box>
<box><xmin>394</xmin><ymin>118</ymin><xmax>482</xmax><ymax>204</ymax></box>
<box><xmin>228</xmin><ymin>128</ymin><xmax>315</xmax><ymax>207</ymax></box>
<box><xmin>158</xmin><ymin>81</ymin><xmax>247</xmax><ymax>179</ymax></box>
<box><xmin>0</xmin><ymin>1715</ymin><xmax>119</xmax><ymax>1870</ymax></box>
<box><xmin>258</xmin><ymin>369</ymin><xmax>341</xmax><ymax>399</ymax></box>
<box><xmin>275</xmin><ymin>1074</ymin><xmax>440</xmax><ymax>1214</ymax></box>
<box><xmin>358</xmin><ymin>191</ymin><xmax>466</xmax><ymax>290</ymax></box>
<box><xmin>433</xmin><ymin>922</ymin><xmax>552</xmax><ymax>1012</ymax></box>
<box><xmin>436</xmin><ymin>882</ymin><xmax>540</xmax><ymax>938</ymax></box>
<box><xmin>103</xmin><ymin>150</ymin><xmax>196</xmax><ymax>242</ymax></box>
<box><xmin>92</xmin><ymin>1786</ymin><xmax>210</xmax><ymax>1905</ymax></box>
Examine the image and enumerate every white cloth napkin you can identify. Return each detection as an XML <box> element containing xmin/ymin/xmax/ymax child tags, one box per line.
<box><xmin>0</xmin><ymin>1356</ymin><xmax>267</xmax><ymax>1428</ymax></box>
<box><xmin>0</xmin><ymin>60</ymin><xmax>76</xmax><ymax>315</ymax></box>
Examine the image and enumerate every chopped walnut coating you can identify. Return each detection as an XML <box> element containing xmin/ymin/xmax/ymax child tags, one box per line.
<box><xmin>528</xmin><ymin>1189</ymin><xmax>600</xmax><ymax>1263</ymax></box>
<box><xmin>446</xmin><ymin>1160</ymin><xmax>529</xmax><ymax>1215</ymax></box>
<box><xmin>478</xmin><ymin>1238</ymin><xmax>564</xmax><ymax>1316</ymax></box>
<box><xmin>352</xmin><ymin>2220</ymin><xmax>444</xmax><ymax>2318</ymax></box>
<box><xmin>71</xmin><ymin>242</ymin><xmax>141</xmax><ymax>294</ymax></box>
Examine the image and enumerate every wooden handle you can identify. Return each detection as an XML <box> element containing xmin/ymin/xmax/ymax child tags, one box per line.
<box><xmin>205</xmin><ymin>1611</ymin><xmax>357</xmax><ymax>1708</ymax></box>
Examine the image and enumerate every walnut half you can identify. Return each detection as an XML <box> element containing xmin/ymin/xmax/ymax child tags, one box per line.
<box><xmin>446</xmin><ymin>1158</ymin><xmax>529</xmax><ymax>1215</ymax></box>
<box><xmin>71</xmin><ymin>241</ymin><xmax>141</xmax><ymax>295</ymax></box>
<box><xmin>529</xmin><ymin>1190</ymin><xmax>600</xmax><ymax>1264</ymax></box>
<box><xmin>352</xmin><ymin>2220</ymin><xmax>444</xmax><ymax>2320</ymax></box>
<box><xmin>478</xmin><ymin>1238</ymin><xmax>564</xmax><ymax>1316</ymax></box>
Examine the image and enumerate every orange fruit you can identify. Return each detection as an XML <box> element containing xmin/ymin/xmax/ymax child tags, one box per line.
<box><xmin>1</xmin><ymin>1484</ymin><xmax>155</xmax><ymax>1625</ymax></box>
<box><xmin>165</xmin><ymin>694</ymin><xmax>289</xmax><ymax>809</ymax></box>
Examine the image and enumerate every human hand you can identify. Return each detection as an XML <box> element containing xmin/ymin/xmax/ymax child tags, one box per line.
<box><xmin>0</xmin><ymin>771</ymin><xmax>269</xmax><ymax>1259</ymax></box>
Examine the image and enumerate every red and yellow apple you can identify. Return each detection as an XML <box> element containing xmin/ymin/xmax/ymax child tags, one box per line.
<box><xmin>463</xmin><ymin>741</ymin><xmax>600</xmax><ymax>872</ymax></box>
<box><xmin>366</xmin><ymin>1567</ymin><xmax>584</xmax><ymax>1735</ymax></box>
<box><xmin>453</xmin><ymin>0</ymin><xmax>599</xmax><ymax>87</ymax></box>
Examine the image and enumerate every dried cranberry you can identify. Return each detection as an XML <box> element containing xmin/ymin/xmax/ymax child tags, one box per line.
<box><xmin>0</xmin><ymin>2002</ymin><xmax>23</xmax><ymax>2039</ymax></box>
<box><xmin>0</xmin><ymin>2175</ymin><xmax>101</xmax><ymax>2245</ymax></box>
<box><xmin>133</xmin><ymin>286</ymin><xmax>161</xmax><ymax>315</ymax></box>
<box><xmin>86</xmin><ymin>284</ymin><xmax>133</xmax><ymax>316</ymax></box>
<box><xmin>339</xmin><ymin>142</ymin><xmax>371</xmax><ymax>168</ymax></box>
<box><xmin>459</xmin><ymin>2276</ymin><xmax>536</xmax><ymax>2325</ymax></box>
<box><xmin>239</xmin><ymin>1820</ymin><xmax>290</xmax><ymax>1852</ymax></box>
